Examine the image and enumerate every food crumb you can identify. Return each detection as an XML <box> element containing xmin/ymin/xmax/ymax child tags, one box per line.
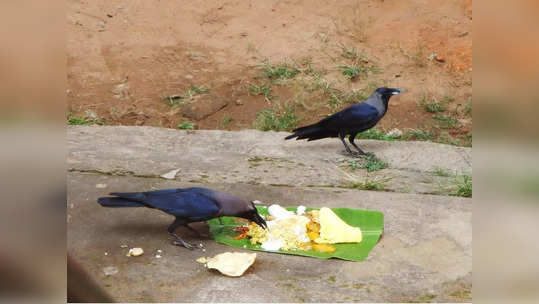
<box><xmin>155</xmin><ymin>255</ymin><xmax>162</xmax><ymax>259</ymax></box>
<box><xmin>126</xmin><ymin>247</ymin><xmax>144</xmax><ymax>257</ymax></box>
<box><xmin>196</xmin><ymin>257</ymin><xmax>208</xmax><ymax>263</ymax></box>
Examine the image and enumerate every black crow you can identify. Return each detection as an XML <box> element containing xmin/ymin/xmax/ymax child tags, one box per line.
<box><xmin>285</xmin><ymin>87</ymin><xmax>403</xmax><ymax>155</ymax></box>
<box><xmin>98</xmin><ymin>187</ymin><xmax>267</xmax><ymax>249</ymax></box>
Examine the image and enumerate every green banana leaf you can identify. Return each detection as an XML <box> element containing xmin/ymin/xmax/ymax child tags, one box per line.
<box><xmin>207</xmin><ymin>206</ymin><xmax>384</xmax><ymax>262</ymax></box>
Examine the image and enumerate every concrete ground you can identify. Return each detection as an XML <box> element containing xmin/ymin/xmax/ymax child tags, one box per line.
<box><xmin>67</xmin><ymin>126</ymin><xmax>472</xmax><ymax>302</ymax></box>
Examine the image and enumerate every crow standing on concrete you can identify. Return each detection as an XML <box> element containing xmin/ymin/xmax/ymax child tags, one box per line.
<box><xmin>98</xmin><ymin>187</ymin><xmax>267</xmax><ymax>249</ymax></box>
<box><xmin>285</xmin><ymin>87</ymin><xmax>403</xmax><ymax>156</ymax></box>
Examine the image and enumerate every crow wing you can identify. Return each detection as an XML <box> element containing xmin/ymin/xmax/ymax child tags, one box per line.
<box><xmin>319</xmin><ymin>102</ymin><xmax>380</xmax><ymax>131</ymax></box>
<box><xmin>111</xmin><ymin>188</ymin><xmax>220</xmax><ymax>220</ymax></box>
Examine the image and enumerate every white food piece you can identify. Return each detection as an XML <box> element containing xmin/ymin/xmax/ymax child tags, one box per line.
<box><xmin>205</xmin><ymin>252</ymin><xmax>257</xmax><ymax>277</ymax></box>
<box><xmin>268</xmin><ymin>204</ymin><xmax>294</xmax><ymax>220</ymax></box>
<box><xmin>155</xmin><ymin>255</ymin><xmax>162</xmax><ymax>259</ymax></box>
<box><xmin>126</xmin><ymin>247</ymin><xmax>144</xmax><ymax>257</ymax></box>
<box><xmin>296</xmin><ymin>205</ymin><xmax>306</xmax><ymax>215</ymax></box>
<box><xmin>160</xmin><ymin>169</ymin><xmax>180</xmax><ymax>179</ymax></box>
<box><xmin>261</xmin><ymin>238</ymin><xmax>284</xmax><ymax>251</ymax></box>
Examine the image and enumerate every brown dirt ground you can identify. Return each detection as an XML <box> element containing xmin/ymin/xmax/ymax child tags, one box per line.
<box><xmin>67</xmin><ymin>0</ymin><xmax>472</xmax><ymax>142</ymax></box>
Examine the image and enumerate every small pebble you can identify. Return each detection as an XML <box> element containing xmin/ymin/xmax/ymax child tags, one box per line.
<box><xmin>155</xmin><ymin>255</ymin><xmax>162</xmax><ymax>259</ymax></box>
<box><xmin>104</xmin><ymin>252</ymin><xmax>108</xmax><ymax>256</ymax></box>
<box><xmin>96</xmin><ymin>183</ymin><xmax>107</xmax><ymax>188</ymax></box>
<box><xmin>120</xmin><ymin>244</ymin><xmax>128</xmax><ymax>248</ymax></box>
<box><xmin>157</xmin><ymin>249</ymin><xmax>162</xmax><ymax>253</ymax></box>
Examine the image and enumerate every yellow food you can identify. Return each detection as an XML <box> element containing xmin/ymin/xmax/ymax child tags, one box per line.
<box><xmin>205</xmin><ymin>252</ymin><xmax>257</xmax><ymax>277</ymax></box>
<box><xmin>315</xmin><ymin>207</ymin><xmax>362</xmax><ymax>244</ymax></box>
<box><xmin>312</xmin><ymin>243</ymin><xmax>336</xmax><ymax>253</ymax></box>
<box><xmin>306</xmin><ymin>221</ymin><xmax>320</xmax><ymax>233</ymax></box>
<box><xmin>307</xmin><ymin>231</ymin><xmax>319</xmax><ymax>241</ymax></box>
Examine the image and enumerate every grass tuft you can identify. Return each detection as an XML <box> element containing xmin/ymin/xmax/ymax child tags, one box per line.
<box><xmin>431</xmin><ymin>166</ymin><xmax>453</xmax><ymax>177</ymax></box>
<box><xmin>349</xmin><ymin>153</ymin><xmax>388</xmax><ymax>172</ymax></box>
<box><xmin>221</xmin><ymin>115</ymin><xmax>234</xmax><ymax>128</ymax></box>
<box><xmin>433</xmin><ymin>114</ymin><xmax>458</xmax><ymax>129</ymax></box>
<box><xmin>67</xmin><ymin>115</ymin><xmax>106</xmax><ymax>126</ymax></box>
<box><xmin>452</xmin><ymin>174</ymin><xmax>472</xmax><ymax>197</ymax></box>
<box><xmin>348</xmin><ymin>177</ymin><xmax>390</xmax><ymax>191</ymax></box>
<box><xmin>403</xmin><ymin>129</ymin><xmax>435</xmax><ymax>141</ymax></box>
<box><xmin>261</xmin><ymin>60</ymin><xmax>300</xmax><ymax>81</ymax></box>
<box><xmin>165</xmin><ymin>95</ymin><xmax>184</xmax><ymax>107</ymax></box>
<box><xmin>254</xmin><ymin>105</ymin><xmax>298</xmax><ymax>131</ymax></box>
<box><xmin>184</xmin><ymin>85</ymin><xmax>209</xmax><ymax>98</ymax></box>
<box><xmin>420</xmin><ymin>95</ymin><xmax>448</xmax><ymax>113</ymax></box>
<box><xmin>355</xmin><ymin>128</ymin><xmax>395</xmax><ymax>141</ymax></box>
<box><xmin>248</xmin><ymin>84</ymin><xmax>273</xmax><ymax>101</ymax></box>
<box><xmin>177</xmin><ymin>120</ymin><xmax>195</xmax><ymax>130</ymax></box>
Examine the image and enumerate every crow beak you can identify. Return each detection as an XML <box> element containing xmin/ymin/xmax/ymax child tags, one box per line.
<box><xmin>392</xmin><ymin>88</ymin><xmax>404</xmax><ymax>95</ymax></box>
<box><xmin>252</xmin><ymin>212</ymin><xmax>267</xmax><ymax>229</ymax></box>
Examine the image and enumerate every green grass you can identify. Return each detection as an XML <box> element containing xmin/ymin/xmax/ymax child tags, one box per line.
<box><xmin>403</xmin><ymin>129</ymin><xmax>435</xmax><ymax>141</ymax></box>
<box><xmin>254</xmin><ymin>105</ymin><xmax>298</xmax><ymax>131</ymax></box>
<box><xmin>337</xmin><ymin>64</ymin><xmax>378</xmax><ymax>81</ymax></box>
<box><xmin>248</xmin><ymin>84</ymin><xmax>273</xmax><ymax>101</ymax></box>
<box><xmin>261</xmin><ymin>60</ymin><xmax>300</xmax><ymax>81</ymax></box>
<box><xmin>433</xmin><ymin>114</ymin><xmax>458</xmax><ymax>129</ymax></box>
<box><xmin>165</xmin><ymin>85</ymin><xmax>209</xmax><ymax>106</ymax></box>
<box><xmin>177</xmin><ymin>120</ymin><xmax>195</xmax><ymax>130</ymax></box>
<box><xmin>464</xmin><ymin>100</ymin><xmax>472</xmax><ymax>116</ymax></box>
<box><xmin>165</xmin><ymin>95</ymin><xmax>184</xmax><ymax>107</ymax></box>
<box><xmin>431</xmin><ymin>166</ymin><xmax>453</xmax><ymax>177</ymax></box>
<box><xmin>355</xmin><ymin>128</ymin><xmax>395</xmax><ymax>141</ymax></box>
<box><xmin>339</xmin><ymin>44</ymin><xmax>359</xmax><ymax>61</ymax></box>
<box><xmin>67</xmin><ymin>115</ymin><xmax>106</xmax><ymax>126</ymax></box>
<box><xmin>420</xmin><ymin>95</ymin><xmax>448</xmax><ymax>113</ymax></box>
<box><xmin>221</xmin><ymin>115</ymin><xmax>234</xmax><ymax>128</ymax></box>
<box><xmin>347</xmin><ymin>177</ymin><xmax>390</xmax><ymax>191</ymax></box>
<box><xmin>184</xmin><ymin>85</ymin><xmax>209</xmax><ymax>98</ymax></box>
<box><xmin>451</xmin><ymin>174</ymin><xmax>472</xmax><ymax>197</ymax></box>
<box><xmin>349</xmin><ymin>153</ymin><xmax>388</xmax><ymax>172</ymax></box>
<box><xmin>338</xmin><ymin>65</ymin><xmax>363</xmax><ymax>80</ymax></box>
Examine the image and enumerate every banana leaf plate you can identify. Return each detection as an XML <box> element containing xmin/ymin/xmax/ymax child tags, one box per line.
<box><xmin>207</xmin><ymin>206</ymin><xmax>384</xmax><ymax>262</ymax></box>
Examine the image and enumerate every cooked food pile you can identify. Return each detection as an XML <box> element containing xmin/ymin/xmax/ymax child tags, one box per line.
<box><xmin>234</xmin><ymin>205</ymin><xmax>362</xmax><ymax>253</ymax></box>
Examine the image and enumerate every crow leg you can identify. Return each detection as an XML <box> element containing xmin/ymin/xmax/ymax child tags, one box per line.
<box><xmin>339</xmin><ymin>133</ymin><xmax>362</xmax><ymax>157</ymax></box>
<box><xmin>348</xmin><ymin>133</ymin><xmax>366</xmax><ymax>155</ymax></box>
<box><xmin>184</xmin><ymin>223</ymin><xmax>208</xmax><ymax>238</ymax></box>
<box><xmin>167</xmin><ymin>218</ymin><xmax>203</xmax><ymax>250</ymax></box>
<box><xmin>218</xmin><ymin>218</ymin><xmax>224</xmax><ymax>225</ymax></box>
<box><xmin>339</xmin><ymin>133</ymin><xmax>354</xmax><ymax>154</ymax></box>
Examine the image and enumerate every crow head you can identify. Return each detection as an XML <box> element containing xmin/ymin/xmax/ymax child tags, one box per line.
<box><xmin>375</xmin><ymin>87</ymin><xmax>403</xmax><ymax>105</ymax></box>
<box><xmin>376</xmin><ymin>87</ymin><xmax>403</xmax><ymax>97</ymax></box>
<box><xmin>236</xmin><ymin>202</ymin><xmax>267</xmax><ymax>229</ymax></box>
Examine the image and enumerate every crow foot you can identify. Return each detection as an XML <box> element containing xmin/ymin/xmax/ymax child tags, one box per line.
<box><xmin>169</xmin><ymin>232</ymin><xmax>204</xmax><ymax>250</ymax></box>
<box><xmin>341</xmin><ymin>149</ymin><xmax>365</xmax><ymax>158</ymax></box>
<box><xmin>172</xmin><ymin>240</ymin><xmax>204</xmax><ymax>250</ymax></box>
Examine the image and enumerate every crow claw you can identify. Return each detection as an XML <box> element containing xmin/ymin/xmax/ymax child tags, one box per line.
<box><xmin>172</xmin><ymin>240</ymin><xmax>203</xmax><ymax>250</ymax></box>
